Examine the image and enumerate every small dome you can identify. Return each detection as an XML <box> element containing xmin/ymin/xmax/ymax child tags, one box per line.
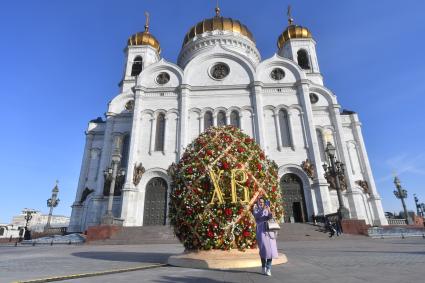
<box><xmin>277</xmin><ymin>25</ymin><xmax>312</xmax><ymax>49</ymax></box>
<box><xmin>128</xmin><ymin>31</ymin><xmax>161</xmax><ymax>53</ymax></box>
<box><xmin>182</xmin><ymin>16</ymin><xmax>255</xmax><ymax>46</ymax></box>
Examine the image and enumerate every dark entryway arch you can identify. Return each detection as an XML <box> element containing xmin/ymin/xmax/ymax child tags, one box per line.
<box><xmin>280</xmin><ymin>173</ymin><xmax>308</xmax><ymax>223</ymax></box>
<box><xmin>143</xmin><ymin>177</ymin><xmax>168</xmax><ymax>226</ymax></box>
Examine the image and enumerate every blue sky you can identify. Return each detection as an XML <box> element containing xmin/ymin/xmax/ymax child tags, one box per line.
<box><xmin>0</xmin><ymin>0</ymin><xmax>424</xmax><ymax>223</ymax></box>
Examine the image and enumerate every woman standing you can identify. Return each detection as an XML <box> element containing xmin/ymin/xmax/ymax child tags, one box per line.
<box><xmin>253</xmin><ymin>197</ymin><xmax>278</xmax><ymax>276</ymax></box>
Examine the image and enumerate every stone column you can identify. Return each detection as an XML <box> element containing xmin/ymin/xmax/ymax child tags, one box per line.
<box><xmin>251</xmin><ymin>82</ymin><xmax>266</xmax><ymax>149</ymax></box>
<box><xmin>273</xmin><ymin>111</ymin><xmax>282</xmax><ymax>151</ymax></box>
<box><xmin>149</xmin><ymin>116</ymin><xmax>156</xmax><ymax>154</ymax></box>
<box><xmin>300</xmin><ymin>111</ymin><xmax>309</xmax><ymax>149</ymax></box>
<box><xmin>328</xmin><ymin>105</ymin><xmax>358</xmax><ymax>219</ymax></box>
<box><xmin>74</xmin><ymin>133</ymin><xmax>94</xmax><ymax>202</ymax></box>
<box><xmin>121</xmin><ymin>88</ymin><xmax>143</xmax><ymax>226</ymax></box>
<box><xmin>163</xmin><ymin>116</ymin><xmax>168</xmax><ymax>154</ymax></box>
<box><xmin>297</xmin><ymin>81</ymin><xmax>331</xmax><ymax>216</ymax></box>
<box><xmin>69</xmin><ymin>131</ymin><xmax>93</xmax><ymax>232</ymax></box>
<box><xmin>287</xmin><ymin>111</ymin><xmax>296</xmax><ymax>150</ymax></box>
<box><xmin>178</xmin><ymin>85</ymin><xmax>190</xmax><ymax>157</ymax></box>
<box><xmin>350</xmin><ymin>114</ymin><xmax>388</xmax><ymax>226</ymax></box>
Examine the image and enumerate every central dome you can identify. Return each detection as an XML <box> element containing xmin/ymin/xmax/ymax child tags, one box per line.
<box><xmin>182</xmin><ymin>15</ymin><xmax>255</xmax><ymax>46</ymax></box>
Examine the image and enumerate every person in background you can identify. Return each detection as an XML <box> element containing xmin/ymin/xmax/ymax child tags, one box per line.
<box><xmin>253</xmin><ymin>196</ymin><xmax>278</xmax><ymax>276</ymax></box>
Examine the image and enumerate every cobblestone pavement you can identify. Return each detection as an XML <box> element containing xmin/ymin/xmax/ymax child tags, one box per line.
<box><xmin>2</xmin><ymin>237</ymin><xmax>425</xmax><ymax>283</ymax></box>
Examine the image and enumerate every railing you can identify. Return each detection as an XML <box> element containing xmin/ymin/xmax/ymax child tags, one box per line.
<box><xmin>387</xmin><ymin>218</ymin><xmax>407</xmax><ymax>225</ymax></box>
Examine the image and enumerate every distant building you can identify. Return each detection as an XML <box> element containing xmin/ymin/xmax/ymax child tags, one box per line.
<box><xmin>0</xmin><ymin>224</ymin><xmax>23</xmax><ymax>239</ymax></box>
<box><xmin>11</xmin><ymin>210</ymin><xmax>70</xmax><ymax>233</ymax></box>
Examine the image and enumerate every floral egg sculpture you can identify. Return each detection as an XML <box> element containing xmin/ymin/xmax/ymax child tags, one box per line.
<box><xmin>168</xmin><ymin>126</ymin><xmax>283</xmax><ymax>251</ymax></box>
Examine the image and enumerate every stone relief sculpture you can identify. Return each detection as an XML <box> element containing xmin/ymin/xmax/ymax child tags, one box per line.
<box><xmin>125</xmin><ymin>100</ymin><xmax>134</xmax><ymax>111</ymax></box>
<box><xmin>301</xmin><ymin>159</ymin><xmax>315</xmax><ymax>180</ymax></box>
<box><xmin>80</xmin><ymin>187</ymin><xmax>94</xmax><ymax>203</ymax></box>
<box><xmin>133</xmin><ymin>163</ymin><xmax>145</xmax><ymax>186</ymax></box>
<box><xmin>325</xmin><ymin>174</ymin><xmax>347</xmax><ymax>191</ymax></box>
<box><xmin>355</xmin><ymin>180</ymin><xmax>370</xmax><ymax>195</ymax></box>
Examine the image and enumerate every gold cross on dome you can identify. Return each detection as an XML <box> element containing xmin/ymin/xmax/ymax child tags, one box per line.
<box><xmin>287</xmin><ymin>5</ymin><xmax>294</xmax><ymax>25</ymax></box>
<box><xmin>215</xmin><ymin>0</ymin><xmax>221</xmax><ymax>17</ymax></box>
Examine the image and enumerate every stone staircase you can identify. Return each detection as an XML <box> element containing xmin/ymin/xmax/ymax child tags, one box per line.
<box><xmin>89</xmin><ymin>225</ymin><xmax>180</xmax><ymax>245</ymax></box>
<box><xmin>88</xmin><ymin>223</ymin><xmax>350</xmax><ymax>245</ymax></box>
<box><xmin>277</xmin><ymin>223</ymin><xmax>332</xmax><ymax>241</ymax></box>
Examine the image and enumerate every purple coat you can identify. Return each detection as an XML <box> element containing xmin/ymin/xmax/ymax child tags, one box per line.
<box><xmin>253</xmin><ymin>205</ymin><xmax>279</xmax><ymax>259</ymax></box>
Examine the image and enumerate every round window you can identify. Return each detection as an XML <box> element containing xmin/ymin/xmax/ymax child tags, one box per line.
<box><xmin>156</xmin><ymin>72</ymin><xmax>170</xmax><ymax>85</ymax></box>
<box><xmin>210</xmin><ymin>63</ymin><xmax>230</xmax><ymax>80</ymax></box>
<box><xmin>309</xmin><ymin>93</ymin><xmax>319</xmax><ymax>104</ymax></box>
<box><xmin>270</xmin><ymin>68</ymin><xmax>285</xmax><ymax>80</ymax></box>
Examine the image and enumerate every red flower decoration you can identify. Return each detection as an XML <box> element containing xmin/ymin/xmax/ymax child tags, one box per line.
<box><xmin>168</xmin><ymin>126</ymin><xmax>283</xmax><ymax>251</ymax></box>
<box><xmin>224</xmin><ymin>208</ymin><xmax>233</xmax><ymax>216</ymax></box>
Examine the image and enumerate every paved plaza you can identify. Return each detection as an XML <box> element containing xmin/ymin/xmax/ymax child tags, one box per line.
<box><xmin>1</xmin><ymin>237</ymin><xmax>425</xmax><ymax>283</ymax></box>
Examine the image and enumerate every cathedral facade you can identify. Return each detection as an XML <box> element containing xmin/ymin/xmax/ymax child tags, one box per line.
<box><xmin>68</xmin><ymin>9</ymin><xmax>387</xmax><ymax>232</ymax></box>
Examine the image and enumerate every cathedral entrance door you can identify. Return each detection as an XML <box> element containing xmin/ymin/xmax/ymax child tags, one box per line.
<box><xmin>292</xmin><ymin>202</ymin><xmax>303</xmax><ymax>223</ymax></box>
<box><xmin>143</xmin><ymin>177</ymin><xmax>167</xmax><ymax>226</ymax></box>
<box><xmin>280</xmin><ymin>173</ymin><xmax>308</xmax><ymax>223</ymax></box>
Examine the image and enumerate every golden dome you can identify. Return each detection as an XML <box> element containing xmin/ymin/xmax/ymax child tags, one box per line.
<box><xmin>277</xmin><ymin>24</ymin><xmax>312</xmax><ymax>49</ymax></box>
<box><xmin>182</xmin><ymin>15</ymin><xmax>255</xmax><ymax>46</ymax></box>
<box><xmin>127</xmin><ymin>12</ymin><xmax>161</xmax><ymax>53</ymax></box>
<box><xmin>128</xmin><ymin>31</ymin><xmax>161</xmax><ymax>53</ymax></box>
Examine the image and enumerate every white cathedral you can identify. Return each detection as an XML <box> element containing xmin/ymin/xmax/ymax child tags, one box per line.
<box><xmin>69</xmin><ymin>8</ymin><xmax>387</xmax><ymax>233</ymax></box>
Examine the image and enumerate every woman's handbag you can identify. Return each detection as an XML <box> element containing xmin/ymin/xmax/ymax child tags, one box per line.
<box><xmin>266</xmin><ymin>218</ymin><xmax>281</xmax><ymax>232</ymax></box>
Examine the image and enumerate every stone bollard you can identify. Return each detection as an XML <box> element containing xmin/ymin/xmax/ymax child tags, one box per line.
<box><xmin>32</xmin><ymin>241</ymin><xmax>36</xmax><ymax>246</ymax></box>
<box><xmin>50</xmin><ymin>240</ymin><xmax>54</xmax><ymax>246</ymax></box>
<box><xmin>14</xmin><ymin>241</ymin><xmax>18</xmax><ymax>247</ymax></box>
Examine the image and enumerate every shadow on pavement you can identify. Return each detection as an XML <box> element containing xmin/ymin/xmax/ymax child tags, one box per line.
<box><xmin>340</xmin><ymin>250</ymin><xmax>425</xmax><ymax>255</ymax></box>
<box><xmin>71</xmin><ymin>252</ymin><xmax>173</xmax><ymax>263</ymax></box>
<box><xmin>152</xmin><ymin>275</ymin><xmax>237</xmax><ymax>283</ymax></box>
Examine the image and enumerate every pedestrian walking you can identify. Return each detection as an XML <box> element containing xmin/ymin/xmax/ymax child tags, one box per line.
<box><xmin>253</xmin><ymin>197</ymin><xmax>279</xmax><ymax>276</ymax></box>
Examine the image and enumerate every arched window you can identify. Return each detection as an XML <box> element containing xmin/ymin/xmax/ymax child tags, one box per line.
<box><xmin>155</xmin><ymin>113</ymin><xmax>165</xmax><ymax>151</ymax></box>
<box><xmin>131</xmin><ymin>56</ymin><xmax>143</xmax><ymax>76</ymax></box>
<box><xmin>316</xmin><ymin>129</ymin><xmax>326</xmax><ymax>161</ymax></box>
<box><xmin>204</xmin><ymin>111</ymin><xmax>213</xmax><ymax>130</ymax></box>
<box><xmin>279</xmin><ymin>109</ymin><xmax>291</xmax><ymax>147</ymax></box>
<box><xmin>230</xmin><ymin>110</ymin><xmax>240</xmax><ymax>128</ymax></box>
<box><xmin>217</xmin><ymin>111</ymin><xmax>226</xmax><ymax>126</ymax></box>
<box><xmin>120</xmin><ymin>134</ymin><xmax>130</xmax><ymax>168</ymax></box>
<box><xmin>297</xmin><ymin>49</ymin><xmax>310</xmax><ymax>70</ymax></box>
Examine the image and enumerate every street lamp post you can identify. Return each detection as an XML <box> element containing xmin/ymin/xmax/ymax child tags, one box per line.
<box><xmin>323</xmin><ymin>142</ymin><xmax>350</xmax><ymax>221</ymax></box>
<box><xmin>413</xmin><ymin>194</ymin><xmax>425</xmax><ymax>218</ymax></box>
<box><xmin>414</xmin><ymin>194</ymin><xmax>421</xmax><ymax>217</ymax></box>
<box><xmin>393</xmin><ymin>176</ymin><xmax>413</xmax><ymax>224</ymax></box>
<box><xmin>22</xmin><ymin>209</ymin><xmax>36</xmax><ymax>241</ymax></box>
<box><xmin>102</xmin><ymin>136</ymin><xmax>125</xmax><ymax>225</ymax></box>
<box><xmin>45</xmin><ymin>181</ymin><xmax>60</xmax><ymax>231</ymax></box>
